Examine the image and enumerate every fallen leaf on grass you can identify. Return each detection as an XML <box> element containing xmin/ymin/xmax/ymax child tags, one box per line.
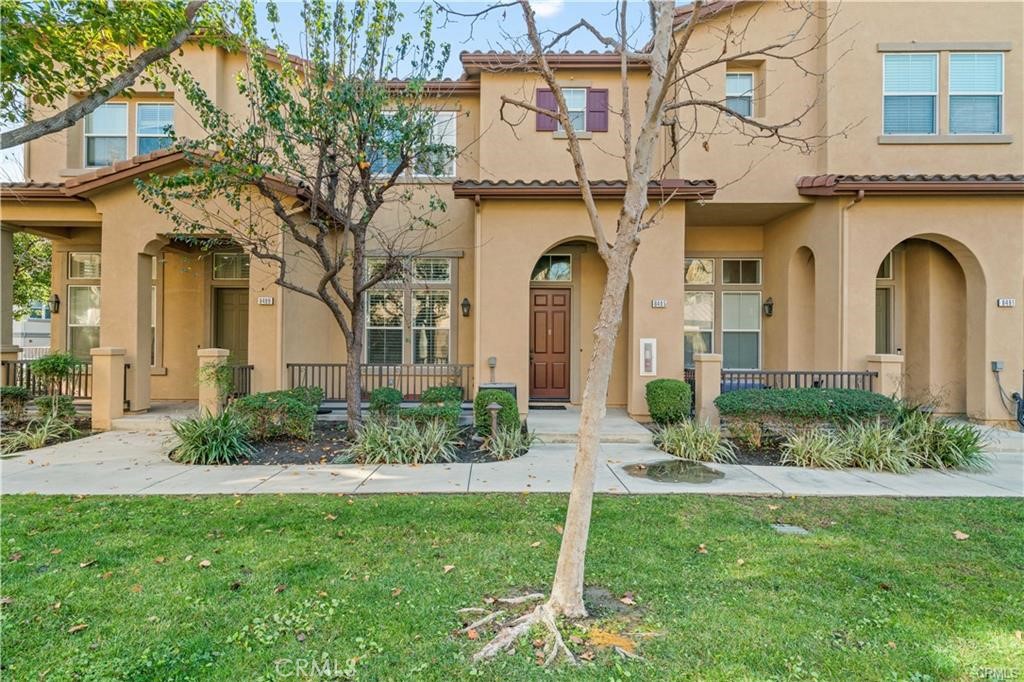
<box><xmin>483</xmin><ymin>597</ymin><xmax>495</xmax><ymax>605</ymax></box>
<box><xmin>0</xmin><ymin>596</ymin><xmax>12</xmax><ymax>607</ymax></box>
<box><xmin>579</xmin><ymin>650</ymin><xmax>595</xmax><ymax>661</ymax></box>
<box><xmin>274</xmin><ymin>584</ymin><xmax>288</xmax><ymax>593</ymax></box>
<box><xmin>696</xmin><ymin>544</ymin><xmax>708</xmax><ymax>554</ymax></box>
<box><xmin>129</xmin><ymin>584</ymin><xmax>142</xmax><ymax>593</ymax></box>
<box><xmin>466</xmin><ymin>629</ymin><xmax>479</xmax><ymax>640</ymax></box>
<box><xmin>530</xmin><ymin>541</ymin><xmax>541</xmax><ymax>548</ymax></box>
<box><xmin>618</xmin><ymin>594</ymin><xmax>636</xmax><ymax>606</ymax></box>
<box><xmin>67</xmin><ymin>623</ymin><xmax>88</xmax><ymax>634</ymax></box>
<box><xmin>154</xmin><ymin>556</ymin><xmax>166</xmax><ymax>564</ymax></box>
<box><xmin>8</xmin><ymin>552</ymin><xmax>22</xmax><ymax>562</ymax></box>
<box><xmin>50</xmin><ymin>548</ymin><xmax>62</xmax><ymax>555</ymax></box>
<box><xmin>325</xmin><ymin>514</ymin><xmax>337</xmax><ymax>521</ymax></box>
<box><xmin>953</xmin><ymin>530</ymin><xmax>970</xmax><ymax>541</ymax></box>
<box><xmin>767</xmin><ymin>504</ymin><xmax>780</xmax><ymax>511</ymax></box>
<box><xmin>1015</xmin><ymin>630</ymin><xmax>1022</xmax><ymax>642</ymax></box>
<box><xmin>184</xmin><ymin>555</ymin><xmax>193</xmax><ymax>562</ymax></box>
<box><xmin>443</xmin><ymin>565</ymin><xmax>455</xmax><ymax>574</ymax></box>
<box><xmin>588</xmin><ymin>628</ymin><xmax>636</xmax><ymax>655</ymax></box>
<box><xmin>736</xmin><ymin>559</ymin><xmax>745</xmax><ymax>566</ymax></box>
<box><xmin>553</xmin><ymin>524</ymin><xmax>564</xmax><ymax>535</ymax></box>
<box><xmin>198</xmin><ymin>560</ymin><xmax>212</xmax><ymax>569</ymax></box>
<box><xmin>100</xmin><ymin>572</ymin><xmax>113</xmax><ymax>580</ymax></box>
<box><xmin>79</xmin><ymin>559</ymin><xmax>96</xmax><ymax>568</ymax></box>
<box><xmin>391</xmin><ymin>588</ymin><xmax>402</xmax><ymax>597</ymax></box>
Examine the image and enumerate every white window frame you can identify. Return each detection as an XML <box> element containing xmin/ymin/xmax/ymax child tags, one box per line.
<box><xmin>135</xmin><ymin>102</ymin><xmax>175</xmax><ymax>155</ymax></box>
<box><xmin>722</xmin><ymin>291</ymin><xmax>762</xmax><ymax>370</ymax></box>
<box><xmin>725</xmin><ymin>72</ymin><xmax>755</xmax><ymax>118</ymax></box>
<box><xmin>684</xmin><ymin>290</ymin><xmax>715</xmax><ymax>368</ymax></box>
<box><xmin>948</xmin><ymin>52</ymin><xmax>1003</xmax><ymax>135</ymax></box>
<box><xmin>531</xmin><ymin>253</ymin><xmax>573</xmax><ymax>282</ymax></box>
<box><xmin>67</xmin><ymin>284</ymin><xmax>101</xmax><ymax>360</ymax></box>
<box><xmin>83</xmin><ymin>102</ymin><xmax>128</xmax><ymax>167</ymax></box>
<box><xmin>882</xmin><ymin>53</ymin><xmax>938</xmax><ymax>136</ymax></box>
<box><xmin>365</xmin><ymin>290</ymin><xmax>405</xmax><ymax>365</ymax></box>
<box><xmin>212</xmin><ymin>252</ymin><xmax>250</xmax><ymax>281</ymax></box>
<box><xmin>411</xmin><ymin>289</ymin><xmax>451</xmax><ymax>364</ymax></box>
<box><xmin>557</xmin><ymin>88</ymin><xmax>588</xmax><ymax>133</ymax></box>
<box><xmin>411</xmin><ymin>111</ymin><xmax>458</xmax><ymax>179</ymax></box>
<box><xmin>721</xmin><ymin>258</ymin><xmax>762</xmax><ymax>286</ymax></box>
<box><xmin>68</xmin><ymin>252</ymin><xmax>102</xmax><ymax>279</ymax></box>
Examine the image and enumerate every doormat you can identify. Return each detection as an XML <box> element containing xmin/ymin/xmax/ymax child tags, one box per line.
<box><xmin>529</xmin><ymin>405</ymin><xmax>567</xmax><ymax>410</ymax></box>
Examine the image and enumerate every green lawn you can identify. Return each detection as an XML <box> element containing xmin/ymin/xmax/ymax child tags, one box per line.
<box><xmin>1</xmin><ymin>494</ymin><xmax>1021</xmax><ymax>681</ymax></box>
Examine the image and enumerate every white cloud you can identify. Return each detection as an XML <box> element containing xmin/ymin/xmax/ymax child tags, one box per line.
<box><xmin>531</xmin><ymin>0</ymin><xmax>565</xmax><ymax>19</ymax></box>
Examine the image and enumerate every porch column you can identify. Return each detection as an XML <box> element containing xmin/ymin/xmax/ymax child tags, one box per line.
<box><xmin>1</xmin><ymin>227</ymin><xmax>21</xmax><ymax>368</ymax></box>
<box><xmin>100</xmin><ymin>247</ymin><xmax>153</xmax><ymax>412</ymax></box>
<box><xmin>197</xmin><ymin>348</ymin><xmax>230</xmax><ymax>416</ymax></box>
<box><xmin>693</xmin><ymin>353</ymin><xmax>723</xmax><ymax>428</ymax></box>
<box><xmin>866</xmin><ymin>353</ymin><xmax>904</xmax><ymax>400</ymax></box>
<box><xmin>90</xmin><ymin>347</ymin><xmax>125</xmax><ymax>430</ymax></box>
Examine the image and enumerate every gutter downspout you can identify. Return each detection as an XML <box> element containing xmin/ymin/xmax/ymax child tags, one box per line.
<box><xmin>472</xmin><ymin>194</ymin><xmax>481</xmax><ymax>393</ymax></box>
<box><xmin>839</xmin><ymin>189</ymin><xmax>865</xmax><ymax>370</ymax></box>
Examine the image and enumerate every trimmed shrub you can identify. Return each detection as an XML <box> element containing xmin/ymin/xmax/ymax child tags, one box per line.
<box><xmin>780</xmin><ymin>430</ymin><xmax>849</xmax><ymax>469</ymax></box>
<box><xmin>1</xmin><ymin>386</ymin><xmax>31</xmax><ymax>421</ymax></box>
<box><xmin>483</xmin><ymin>425</ymin><xmax>539</xmax><ymax>461</ymax></box>
<box><xmin>421</xmin><ymin>385</ymin><xmax>463</xmax><ymax>404</ymax></box>
<box><xmin>369</xmin><ymin>387</ymin><xmax>403</xmax><ymax>417</ymax></box>
<box><xmin>645</xmin><ymin>379</ymin><xmax>692</xmax><ymax>426</ymax></box>
<box><xmin>401</xmin><ymin>402</ymin><xmax>461</xmax><ymax>429</ymax></box>
<box><xmin>34</xmin><ymin>395</ymin><xmax>76</xmax><ymax>421</ymax></box>
<box><xmin>654</xmin><ymin>420</ymin><xmax>736</xmax><ymax>463</ymax></box>
<box><xmin>171</xmin><ymin>411</ymin><xmax>255</xmax><ymax>465</ymax></box>
<box><xmin>231</xmin><ymin>389</ymin><xmax>317</xmax><ymax>441</ymax></box>
<box><xmin>715</xmin><ymin>388</ymin><xmax>897</xmax><ymax>425</ymax></box>
<box><xmin>343</xmin><ymin>416</ymin><xmax>459</xmax><ymax>465</ymax></box>
<box><xmin>288</xmin><ymin>386</ymin><xmax>325</xmax><ymax>408</ymax></box>
<box><xmin>473</xmin><ymin>389</ymin><xmax>519</xmax><ymax>437</ymax></box>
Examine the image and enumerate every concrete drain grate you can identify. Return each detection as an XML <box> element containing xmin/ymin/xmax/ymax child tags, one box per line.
<box><xmin>771</xmin><ymin>523</ymin><xmax>810</xmax><ymax>536</ymax></box>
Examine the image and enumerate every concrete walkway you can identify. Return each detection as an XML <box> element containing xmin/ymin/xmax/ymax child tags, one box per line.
<box><xmin>1</xmin><ymin>429</ymin><xmax>1020</xmax><ymax>497</ymax></box>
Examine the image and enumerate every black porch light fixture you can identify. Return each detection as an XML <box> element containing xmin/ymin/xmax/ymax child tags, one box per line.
<box><xmin>762</xmin><ymin>297</ymin><xmax>774</xmax><ymax>317</ymax></box>
<box><xmin>461</xmin><ymin>297</ymin><xmax>471</xmax><ymax>317</ymax></box>
<box><xmin>48</xmin><ymin>293</ymin><xmax>61</xmax><ymax>314</ymax></box>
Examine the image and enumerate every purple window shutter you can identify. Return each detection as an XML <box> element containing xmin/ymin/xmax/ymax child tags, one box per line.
<box><xmin>587</xmin><ymin>88</ymin><xmax>609</xmax><ymax>132</ymax></box>
<box><xmin>536</xmin><ymin>89</ymin><xmax>557</xmax><ymax>131</ymax></box>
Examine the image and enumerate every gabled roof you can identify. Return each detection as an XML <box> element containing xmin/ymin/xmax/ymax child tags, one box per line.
<box><xmin>62</xmin><ymin>148</ymin><xmax>188</xmax><ymax>196</ymax></box>
<box><xmin>452</xmin><ymin>178</ymin><xmax>716</xmax><ymax>200</ymax></box>
<box><xmin>797</xmin><ymin>174</ymin><xmax>1024</xmax><ymax>196</ymax></box>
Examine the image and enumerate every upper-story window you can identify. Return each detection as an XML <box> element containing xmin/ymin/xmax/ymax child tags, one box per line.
<box><xmin>371</xmin><ymin>111</ymin><xmax>456</xmax><ymax>178</ymax></box>
<box><xmin>949</xmin><ymin>53</ymin><xmax>1003</xmax><ymax>135</ymax></box>
<box><xmin>725</xmin><ymin>73</ymin><xmax>755</xmax><ymax>117</ymax></box>
<box><xmin>84</xmin><ymin>103</ymin><xmax>128</xmax><ymax>166</ymax></box>
<box><xmin>883</xmin><ymin>53</ymin><xmax>938</xmax><ymax>135</ymax></box>
<box><xmin>536</xmin><ymin>88</ymin><xmax>609</xmax><ymax>133</ymax></box>
<box><xmin>137</xmin><ymin>103</ymin><xmax>175</xmax><ymax>154</ymax></box>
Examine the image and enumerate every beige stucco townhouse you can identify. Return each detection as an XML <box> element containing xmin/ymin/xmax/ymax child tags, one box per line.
<box><xmin>2</xmin><ymin>1</ymin><xmax>1022</xmax><ymax>426</ymax></box>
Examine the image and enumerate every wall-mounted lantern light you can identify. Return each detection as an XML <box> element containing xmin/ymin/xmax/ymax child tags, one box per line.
<box><xmin>48</xmin><ymin>293</ymin><xmax>61</xmax><ymax>314</ymax></box>
<box><xmin>762</xmin><ymin>297</ymin><xmax>774</xmax><ymax>317</ymax></box>
<box><xmin>461</xmin><ymin>297</ymin><xmax>471</xmax><ymax>317</ymax></box>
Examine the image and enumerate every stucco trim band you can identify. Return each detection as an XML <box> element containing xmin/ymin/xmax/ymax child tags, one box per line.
<box><xmin>877</xmin><ymin>42</ymin><xmax>1013</xmax><ymax>52</ymax></box>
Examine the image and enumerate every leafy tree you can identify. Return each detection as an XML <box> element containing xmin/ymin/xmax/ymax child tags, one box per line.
<box><xmin>138</xmin><ymin>0</ymin><xmax>454</xmax><ymax>435</ymax></box>
<box><xmin>0</xmin><ymin>0</ymin><xmax>219</xmax><ymax>149</ymax></box>
<box><xmin>10</xmin><ymin>232</ymin><xmax>51</xmax><ymax>320</ymax></box>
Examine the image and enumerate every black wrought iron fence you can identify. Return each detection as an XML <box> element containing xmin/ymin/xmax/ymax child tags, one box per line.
<box><xmin>287</xmin><ymin>363</ymin><xmax>473</xmax><ymax>401</ymax></box>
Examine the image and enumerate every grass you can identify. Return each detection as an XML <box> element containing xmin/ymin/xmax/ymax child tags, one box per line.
<box><xmin>1</xmin><ymin>494</ymin><xmax>1022</xmax><ymax>681</ymax></box>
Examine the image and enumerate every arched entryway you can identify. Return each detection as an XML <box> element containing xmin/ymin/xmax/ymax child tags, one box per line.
<box><xmin>870</xmin><ymin>235</ymin><xmax>983</xmax><ymax>415</ymax></box>
<box><xmin>527</xmin><ymin>241</ymin><xmax>629</xmax><ymax>405</ymax></box>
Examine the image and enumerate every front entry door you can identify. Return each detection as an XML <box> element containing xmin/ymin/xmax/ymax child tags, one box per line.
<box><xmin>214</xmin><ymin>288</ymin><xmax>249</xmax><ymax>364</ymax></box>
<box><xmin>530</xmin><ymin>288</ymin><xmax>570</xmax><ymax>400</ymax></box>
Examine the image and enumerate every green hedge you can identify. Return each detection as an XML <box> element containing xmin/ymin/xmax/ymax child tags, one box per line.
<box><xmin>400</xmin><ymin>402</ymin><xmax>461</xmax><ymax>429</ymax></box>
<box><xmin>230</xmin><ymin>388</ymin><xmax>322</xmax><ymax>441</ymax></box>
<box><xmin>1</xmin><ymin>386</ymin><xmax>31</xmax><ymax>421</ymax></box>
<box><xmin>34</xmin><ymin>395</ymin><xmax>77</xmax><ymax>421</ymax></box>
<box><xmin>369</xmin><ymin>387</ymin><xmax>403</xmax><ymax>416</ymax></box>
<box><xmin>644</xmin><ymin>379</ymin><xmax>692</xmax><ymax>425</ymax></box>
<box><xmin>715</xmin><ymin>388</ymin><xmax>897</xmax><ymax>423</ymax></box>
<box><xmin>473</xmin><ymin>389</ymin><xmax>519</xmax><ymax>436</ymax></box>
<box><xmin>420</xmin><ymin>385</ymin><xmax>463</xmax><ymax>404</ymax></box>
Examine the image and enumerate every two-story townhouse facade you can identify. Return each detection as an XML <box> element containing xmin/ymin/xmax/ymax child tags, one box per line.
<box><xmin>2</xmin><ymin>0</ymin><xmax>1022</xmax><ymax>425</ymax></box>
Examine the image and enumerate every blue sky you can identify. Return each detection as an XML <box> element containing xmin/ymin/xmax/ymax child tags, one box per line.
<box><xmin>2</xmin><ymin>1</ymin><xmax>657</xmax><ymax>181</ymax></box>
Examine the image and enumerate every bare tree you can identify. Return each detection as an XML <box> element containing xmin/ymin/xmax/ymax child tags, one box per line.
<box><xmin>138</xmin><ymin>0</ymin><xmax>458</xmax><ymax>435</ymax></box>
<box><xmin>442</xmin><ymin>0</ymin><xmax>849</xmax><ymax>664</ymax></box>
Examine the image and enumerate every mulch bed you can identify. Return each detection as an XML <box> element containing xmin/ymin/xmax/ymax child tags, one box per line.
<box><xmin>238</xmin><ymin>422</ymin><xmax>513</xmax><ymax>465</ymax></box>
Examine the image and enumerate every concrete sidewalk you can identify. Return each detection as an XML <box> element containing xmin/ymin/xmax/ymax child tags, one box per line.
<box><xmin>1</xmin><ymin>429</ymin><xmax>1020</xmax><ymax>497</ymax></box>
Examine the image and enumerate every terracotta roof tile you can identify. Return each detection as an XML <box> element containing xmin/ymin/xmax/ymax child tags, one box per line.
<box><xmin>452</xmin><ymin>178</ymin><xmax>716</xmax><ymax>200</ymax></box>
<box><xmin>797</xmin><ymin>173</ymin><xmax>1024</xmax><ymax>195</ymax></box>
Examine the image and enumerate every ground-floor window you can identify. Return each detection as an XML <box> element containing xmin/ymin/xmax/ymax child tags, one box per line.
<box><xmin>365</xmin><ymin>257</ymin><xmax>454</xmax><ymax>365</ymax></box>
<box><xmin>684</xmin><ymin>256</ymin><xmax>762</xmax><ymax>369</ymax></box>
<box><xmin>67</xmin><ymin>285</ymin><xmax>101</xmax><ymax>360</ymax></box>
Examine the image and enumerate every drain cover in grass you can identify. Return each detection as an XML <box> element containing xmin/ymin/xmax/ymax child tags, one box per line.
<box><xmin>771</xmin><ymin>524</ymin><xmax>810</xmax><ymax>536</ymax></box>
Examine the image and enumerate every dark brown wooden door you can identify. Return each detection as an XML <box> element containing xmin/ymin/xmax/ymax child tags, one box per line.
<box><xmin>530</xmin><ymin>288</ymin><xmax>570</xmax><ymax>400</ymax></box>
<box><xmin>214</xmin><ymin>288</ymin><xmax>249</xmax><ymax>364</ymax></box>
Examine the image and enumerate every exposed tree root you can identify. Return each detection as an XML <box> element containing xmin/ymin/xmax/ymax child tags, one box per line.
<box><xmin>471</xmin><ymin>601</ymin><xmax>576</xmax><ymax>665</ymax></box>
<box><xmin>461</xmin><ymin>609</ymin><xmax>505</xmax><ymax>633</ymax></box>
<box><xmin>495</xmin><ymin>592</ymin><xmax>545</xmax><ymax>606</ymax></box>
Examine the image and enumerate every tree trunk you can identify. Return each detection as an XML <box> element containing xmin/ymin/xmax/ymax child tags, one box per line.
<box><xmin>546</xmin><ymin>241</ymin><xmax>637</xmax><ymax>618</ymax></box>
<box><xmin>345</xmin><ymin>311</ymin><xmax>364</xmax><ymax>438</ymax></box>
